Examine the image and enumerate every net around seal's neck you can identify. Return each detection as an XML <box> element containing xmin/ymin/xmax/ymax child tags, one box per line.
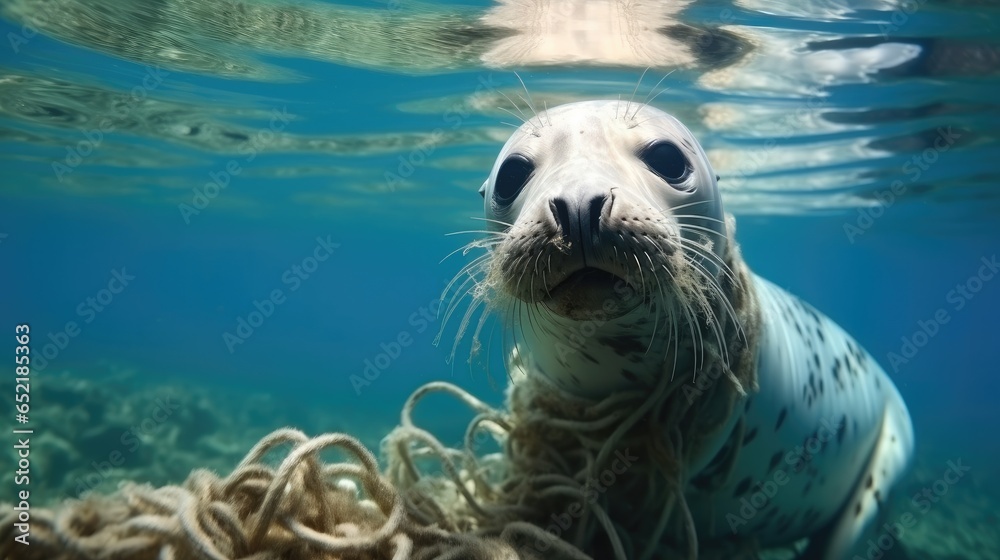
<box><xmin>502</xmin><ymin>214</ymin><xmax>761</xmax><ymax>558</ymax></box>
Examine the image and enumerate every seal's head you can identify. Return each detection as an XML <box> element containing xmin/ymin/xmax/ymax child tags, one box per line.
<box><xmin>472</xmin><ymin>100</ymin><xmax>741</xmax><ymax>397</ymax></box>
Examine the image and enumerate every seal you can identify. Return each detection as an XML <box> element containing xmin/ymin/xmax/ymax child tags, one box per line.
<box><xmin>460</xmin><ymin>100</ymin><xmax>915</xmax><ymax>559</ymax></box>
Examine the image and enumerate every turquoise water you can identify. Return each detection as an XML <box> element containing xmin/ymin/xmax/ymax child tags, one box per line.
<box><xmin>1</xmin><ymin>0</ymin><xmax>999</xmax><ymax>557</ymax></box>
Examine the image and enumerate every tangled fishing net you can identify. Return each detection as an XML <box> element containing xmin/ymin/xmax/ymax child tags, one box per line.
<box><xmin>380</xmin><ymin>220</ymin><xmax>763</xmax><ymax>560</ymax></box>
<box><xmin>0</xmin><ymin>426</ymin><xmax>523</xmax><ymax>560</ymax></box>
<box><xmin>1</xmin><ymin>224</ymin><xmax>761</xmax><ymax>560</ymax></box>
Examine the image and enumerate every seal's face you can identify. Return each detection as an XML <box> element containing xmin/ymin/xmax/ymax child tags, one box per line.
<box><xmin>478</xmin><ymin>100</ymin><xmax>731</xmax><ymax>396</ymax></box>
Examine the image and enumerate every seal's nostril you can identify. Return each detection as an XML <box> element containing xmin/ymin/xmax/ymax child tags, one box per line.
<box><xmin>588</xmin><ymin>194</ymin><xmax>609</xmax><ymax>238</ymax></box>
<box><xmin>550</xmin><ymin>198</ymin><xmax>571</xmax><ymax>238</ymax></box>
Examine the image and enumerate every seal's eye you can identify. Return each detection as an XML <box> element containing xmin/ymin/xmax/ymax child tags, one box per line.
<box><xmin>639</xmin><ymin>141</ymin><xmax>691</xmax><ymax>186</ymax></box>
<box><xmin>494</xmin><ymin>154</ymin><xmax>534</xmax><ymax>205</ymax></box>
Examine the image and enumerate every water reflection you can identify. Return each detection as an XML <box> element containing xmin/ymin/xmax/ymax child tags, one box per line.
<box><xmin>0</xmin><ymin>0</ymin><xmax>997</xmax><ymax>221</ymax></box>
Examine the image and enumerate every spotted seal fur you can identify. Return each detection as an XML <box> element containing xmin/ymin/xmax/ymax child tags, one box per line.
<box><xmin>454</xmin><ymin>100</ymin><xmax>914</xmax><ymax>559</ymax></box>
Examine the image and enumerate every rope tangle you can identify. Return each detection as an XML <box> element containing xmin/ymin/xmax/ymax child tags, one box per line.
<box><xmin>0</xmin><ymin>221</ymin><xmax>760</xmax><ymax>560</ymax></box>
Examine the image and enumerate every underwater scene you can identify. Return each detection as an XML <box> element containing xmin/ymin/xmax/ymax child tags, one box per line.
<box><xmin>1</xmin><ymin>0</ymin><xmax>999</xmax><ymax>558</ymax></box>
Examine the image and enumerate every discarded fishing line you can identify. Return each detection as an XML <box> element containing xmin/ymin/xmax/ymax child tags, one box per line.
<box><xmin>0</xmin><ymin>362</ymin><xmax>752</xmax><ymax>560</ymax></box>
<box><xmin>384</xmin><ymin>333</ymin><xmax>757</xmax><ymax>560</ymax></box>
<box><xmin>382</xmin><ymin>220</ymin><xmax>761</xmax><ymax>559</ymax></box>
<box><xmin>0</xmin><ymin>249</ymin><xmax>757</xmax><ymax>560</ymax></box>
<box><xmin>0</xmin><ymin>428</ymin><xmax>518</xmax><ymax>560</ymax></box>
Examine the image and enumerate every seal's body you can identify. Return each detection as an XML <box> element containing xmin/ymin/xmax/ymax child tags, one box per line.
<box><xmin>471</xmin><ymin>100</ymin><xmax>913</xmax><ymax>558</ymax></box>
<box><xmin>690</xmin><ymin>276</ymin><xmax>913</xmax><ymax>558</ymax></box>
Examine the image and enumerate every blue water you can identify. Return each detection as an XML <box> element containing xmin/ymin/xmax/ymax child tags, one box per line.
<box><xmin>1</xmin><ymin>0</ymin><xmax>999</xmax><ymax>555</ymax></box>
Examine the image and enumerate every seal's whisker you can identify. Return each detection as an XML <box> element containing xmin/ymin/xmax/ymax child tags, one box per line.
<box><xmin>483</xmin><ymin>316</ymin><xmax>501</xmax><ymax>389</ymax></box>
<box><xmin>450</xmin><ymin>235</ymin><xmax>499</xmax><ymax>254</ymax></box>
<box><xmin>528</xmin><ymin>261</ymin><xmax>538</xmax><ymax>311</ymax></box>
<box><xmin>669</xmin><ymin>199</ymin><xmax>714</xmax><ymax>212</ymax></box>
<box><xmin>524</xmin><ymin>303</ymin><xmax>547</xmax><ymax>364</ymax></box>
<box><xmin>633</xmin><ymin>252</ymin><xmax>651</xmax><ymax>316</ymax></box>
<box><xmin>625</xmin><ymin>67</ymin><xmax>651</xmax><ymax>123</ymax></box>
<box><xmin>445</xmin><ymin>254</ymin><xmax>491</xmax><ymax>292</ymax></box>
<box><xmin>694</xmin><ymin>282</ymin><xmax>728</xmax><ymax>369</ymax></box>
<box><xmin>531</xmin><ymin>251</ymin><xmax>546</xmax><ymax>296</ymax></box>
<box><xmin>681</xmin><ymin>303</ymin><xmax>705</xmax><ymax>375</ymax></box>
<box><xmin>646</xmin><ymin>274</ymin><xmax>659</xmax><ymax>322</ymax></box>
<box><xmin>674</xmin><ymin>222</ymin><xmax>725</xmax><ymax>240</ymax></box>
<box><xmin>445</xmin><ymin>230</ymin><xmax>508</xmax><ymax>237</ymax></box>
<box><xmin>637</xmin><ymin>70</ymin><xmax>677</xmax><ymax>117</ymax></box>
<box><xmin>501</xmin><ymin>299</ymin><xmax>516</xmax><ymax>381</ymax></box>
<box><xmin>682</xmin><ymin>288</ymin><xmax>711</xmax><ymax>375</ymax></box>
<box><xmin>673</xmin><ymin>234</ymin><xmax>738</xmax><ymax>287</ymax></box>
<box><xmin>440</xmin><ymin>267</ymin><xmax>488</xmax><ymax>342</ymax></box>
<box><xmin>497</xmin><ymin>106</ymin><xmax>528</xmax><ymax>126</ymax></box>
<box><xmin>510</xmin><ymin>252</ymin><xmax>534</xmax><ymax>300</ymax></box>
<box><xmin>643</xmin><ymin>250</ymin><xmax>665</xmax><ymax>356</ymax></box>
<box><xmin>515</xmin><ymin>306</ymin><xmax>538</xmax><ymax>388</ymax></box>
<box><xmin>514</xmin><ymin>301</ymin><xmax>528</xmax><ymax>369</ymax></box>
<box><xmin>682</xmin><ymin>248</ymin><xmax>740</xmax><ymax>332</ymax></box>
<box><xmin>470</xmin><ymin>216</ymin><xmax>516</xmax><ymax>229</ymax></box>
<box><xmin>453</xmin><ymin>250</ymin><xmax>491</xmax><ymax>276</ymax></box>
<box><xmin>659</xmin><ymin>263</ymin><xmax>703</xmax><ymax>374</ymax></box>
<box><xmin>671</xmin><ymin>213</ymin><xmax>727</xmax><ymax>226</ymax></box>
<box><xmin>676</xmin><ymin>238</ymin><xmax>734</xmax><ymax>313</ymax></box>
<box><xmin>513</xmin><ymin>71</ymin><xmax>547</xmax><ymax>129</ymax></box>
<box><xmin>495</xmin><ymin>83</ymin><xmax>530</xmax><ymax>123</ymax></box>
<box><xmin>646</xmin><ymin>275</ymin><xmax>670</xmax><ymax>358</ymax></box>
<box><xmin>680</xmin><ymin>287</ymin><xmax>704</xmax><ymax>375</ymax></box>
<box><xmin>439</xmin><ymin>266</ymin><xmax>481</xmax><ymax>325</ymax></box>
<box><xmin>453</xmin><ymin>290</ymin><xmax>489</xmax><ymax>364</ymax></box>
<box><xmin>440</xmin><ymin>292</ymin><xmax>478</xmax><ymax>355</ymax></box>
<box><xmin>674</xmin><ymin>235</ymin><xmax>741</xmax><ymax>297</ymax></box>
<box><xmin>675</xmin><ymin>232</ymin><xmax>736</xmax><ymax>285</ymax></box>
<box><xmin>657</xmin><ymin>265</ymin><xmax>683</xmax><ymax>380</ymax></box>
<box><xmin>630</xmin><ymin>116</ymin><xmax>660</xmax><ymax>129</ymax></box>
<box><xmin>669</xmin><ymin>304</ymin><xmax>681</xmax><ymax>382</ymax></box>
<box><xmin>440</xmin><ymin>240</ymin><xmax>497</xmax><ymax>265</ymax></box>
<box><xmin>681</xmin><ymin>251</ymin><xmax>739</xmax><ymax>365</ymax></box>
<box><xmin>468</xmin><ymin>295</ymin><xmax>496</xmax><ymax>375</ymax></box>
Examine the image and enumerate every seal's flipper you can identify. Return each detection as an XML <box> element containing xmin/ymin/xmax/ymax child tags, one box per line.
<box><xmin>802</xmin><ymin>395</ymin><xmax>913</xmax><ymax>560</ymax></box>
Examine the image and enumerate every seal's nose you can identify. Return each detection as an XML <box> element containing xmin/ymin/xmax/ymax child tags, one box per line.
<box><xmin>550</xmin><ymin>192</ymin><xmax>610</xmax><ymax>242</ymax></box>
